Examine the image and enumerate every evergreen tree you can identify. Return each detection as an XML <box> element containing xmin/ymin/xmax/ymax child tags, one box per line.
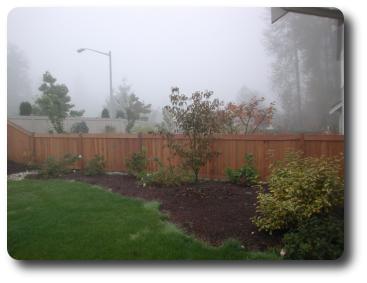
<box><xmin>35</xmin><ymin>71</ymin><xmax>74</xmax><ymax>133</ymax></box>
<box><xmin>101</xmin><ymin>108</ymin><xmax>110</xmax><ymax>118</ymax></box>
<box><xmin>19</xmin><ymin>101</ymin><xmax>32</xmax><ymax>116</ymax></box>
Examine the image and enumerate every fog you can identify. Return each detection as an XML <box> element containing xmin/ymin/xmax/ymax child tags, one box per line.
<box><xmin>7</xmin><ymin>7</ymin><xmax>273</xmax><ymax>117</ymax></box>
<box><xmin>8</xmin><ymin>7</ymin><xmax>342</xmax><ymax>133</ymax></box>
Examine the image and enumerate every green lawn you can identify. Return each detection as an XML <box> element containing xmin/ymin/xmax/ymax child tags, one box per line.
<box><xmin>7</xmin><ymin>179</ymin><xmax>280</xmax><ymax>260</ymax></box>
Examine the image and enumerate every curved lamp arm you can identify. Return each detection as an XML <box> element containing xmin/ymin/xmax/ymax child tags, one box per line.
<box><xmin>77</xmin><ymin>48</ymin><xmax>110</xmax><ymax>57</ymax></box>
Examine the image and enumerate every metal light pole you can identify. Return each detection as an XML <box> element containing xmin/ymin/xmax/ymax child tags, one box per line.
<box><xmin>77</xmin><ymin>48</ymin><xmax>114</xmax><ymax>116</ymax></box>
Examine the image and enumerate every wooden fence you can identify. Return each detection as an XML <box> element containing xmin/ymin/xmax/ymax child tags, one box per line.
<box><xmin>7</xmin><ymin>121</ymin><xmax>344</xmax><ymax>179</ymax></box>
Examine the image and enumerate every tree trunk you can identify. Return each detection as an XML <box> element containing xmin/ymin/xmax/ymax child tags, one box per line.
<box><xmin>294</xmin><ymin>47</ymin><xmax>303</xmax><ymax>131</ymax></box>
<box><xmin>194</xmin><ymin>168</ymin><xmax>199</xmax><ymax>183</ymax></box>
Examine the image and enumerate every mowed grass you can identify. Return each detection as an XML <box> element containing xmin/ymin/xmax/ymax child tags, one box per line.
<box><xmin>7</xmin><ymin>179</ymin><xmax>280</xmax><ymax>260</ymax></box>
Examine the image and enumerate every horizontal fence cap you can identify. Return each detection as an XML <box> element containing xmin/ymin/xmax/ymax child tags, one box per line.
<box><xmin>34</xmin><ymin>133</ymin><xmax>81</xmax><ymax>138</ymax></box>
<box><xmin>31</xmin><ymin>133</ymin><xmax>344</xmax><ymax>141</ymax></box>
<box><xmin>304</xmin><ymin>134</ymin><xmax>344</xmax><ymax>141</ymax></box>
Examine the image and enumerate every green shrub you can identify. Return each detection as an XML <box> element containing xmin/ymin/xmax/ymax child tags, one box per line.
<box><xmin>138</xmin><ymin>158</ymin><xmax>193</xmax><ymax>187</ymax></box>
<box><xmin>101</xmin><ymin>108</ymin><xmax>110</xmax><ymax>118</ymax></box>
<box><xmin>39</xmin><ymin>157</ymin><xmax>60</xmax><ymax>177</ymax></box>
<box><xmin>70</xmin><ymin>121</ymin><xmax>89</xmax><ymax>133</ymax></box>
<box><xmin>282</xmin><ymin>214</ymin><xmax>344</xmax><ymax>260</ymax></box>
<box><xmin>39</xmin><ymin>154</ymin><xmax>80</xmax><ymax>178</ymax></box>
<box><xmin>252</xmin><ymin>151</ymin><xmax>344</xmax><ymax>232</ymax></box>
<box><xmin>85</xmin><ymin>155</ymin><xmax>105</xmax><ymax>176</ymax></box>
<box><xmin>125</xmin><ymin>148</ymin><xmax>148</xmax><ymax>176</ymax></box>
<box><xmin>19</xmin><ymin>101</ymin><xmax>32</xmax><ymax>116</ymax></box>
<box><xmin>225</xmin><ymin>153</ymin><xmax>259</xmax><ymax>186</ymax></box>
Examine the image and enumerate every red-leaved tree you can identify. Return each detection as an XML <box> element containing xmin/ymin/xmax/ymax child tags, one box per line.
<box><xmin>220</xmin><ymin>97</ymin><xmax>276</xmax><ymax>134</ymax></box>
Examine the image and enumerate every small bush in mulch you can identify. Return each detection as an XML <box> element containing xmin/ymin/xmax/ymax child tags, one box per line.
<box><xmin>126</xmin><ymin>148</ymin><xmax>193</xmax><ymax>188</ymax></box>
<box><xmin>125</xmin><ymin>148</ymin><xmax>148</xmax><ymax>177</ymax></box>
<box><xmin>138</xmin><ymin>168</ymin><xmax>193</xmax><ymax>188</ymax></box>
<box><xmin>39</xmin><ymin>154</ymin><xmax>80</xmax><ymax>178</ymax></box>
<box><xmin>225</xmin><ymin>153</ymin><xmax>259</xmax><ymax>187</ymax></box>
<box><xmin>251</xmin><ymin>151</ymin><xmax>344</xmax><ymax>260</ymax></box>
<box><xmin>253</xmin><ymin>151</ymin><xmax>344</xmax><ymax>232</ymax></box>
<box><xmin>137</xmin><ymin>158</ymin><xmax>194</xmax><ymax>187</ymax></box>
<box><xmin>84</xmin><ymin>155</ymin><xmax>105</xmax><ymax>176</ymax></box>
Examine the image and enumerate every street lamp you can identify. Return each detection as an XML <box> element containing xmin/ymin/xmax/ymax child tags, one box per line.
<box><xmin>77</xmin><ymin>47</ymin><xmax>114</xmax><ymax>116</ymax></box>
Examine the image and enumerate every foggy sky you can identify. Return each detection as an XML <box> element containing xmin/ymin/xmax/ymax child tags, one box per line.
<box><xmin>8</xmin><ymin>7</ymin><xmax>274</xmax><ymax>117</ymax></box>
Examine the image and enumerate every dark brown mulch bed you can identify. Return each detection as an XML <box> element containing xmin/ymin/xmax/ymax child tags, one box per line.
<box><xmin>61</xmin><ymin>172</ymin><xmax>282</xmax><ymax>251</ymax></box>
<box><xmin>7</xmin><ymin>160</ymin><xmax>32</xmax><ymax>175</ymax></box>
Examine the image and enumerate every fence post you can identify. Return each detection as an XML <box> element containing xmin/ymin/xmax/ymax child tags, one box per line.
<box><xmin>208</xmin><ymin>140</ymin><xmax>215</xmax><ymax>179</ymax></box>
<box><xmin>263</xmin><ymin>140</ymin><xmax>269</xmax><ymax>179</ymax></box>
<box><xmin>299</xmin><ymin>133</ymin><xmax>305</xmax><ymax>155</ymax></box>
<box><xmin>31</xmin><ymin>132</ymin><xmax>36</xmax><ymax>164</ymax></box>
<box><xmin>138</xmin><ymin>132</ymin><xmax>143</xmax><ymax>151</ymax></box>
<box><xmin>79</xmin><ymin>134</ymin><xmax>84</xmax><ymax>172</ymax></box>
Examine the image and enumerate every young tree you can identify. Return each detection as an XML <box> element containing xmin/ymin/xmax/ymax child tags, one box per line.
<box><xmin>221</xmin><ymin>97</ymin><xmax>275</xmax><ymax>134</ymax></box>
<box><xmin>108</xmin><ymin>80</ymin><xmax>151</xmax><ymax>133</ymax></box>
<box><xmin>19</xmin><ymin>101</ymin><xmax>32</xmax><ymax>116</ymax></box>
<box><xmin>164</xmin><ymin>88</ymin><xmax>223</xmax><ymax>182</ymax></box>
<box><xmin>124</xmin><ymin>94</ymin><xmax>151</xmax><ymax>133</ymax></box>
<box><xmin>101</xmin><ymin>108</ymin><xmax>110</xmax><ymax>118</ymax></box>
<box><xmin>35</xmin><ymin>71</ymin><xmax>74</xmax><ymax>133</ymax></box>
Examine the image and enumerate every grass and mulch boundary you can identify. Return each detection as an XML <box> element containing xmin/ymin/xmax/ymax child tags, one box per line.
<box><xmin>7</xmin><ymin>179</ymin><xmax>280</xmax><ymax>260</ymax></box>
<box><xmin>7</xmin><ymin>160</ymin><xmax>32</xmax><ymax>175</ymax></box>
<box><xmin>61</xmin><ymin>172</ymin><xmax>282</xmax><ymax>251</ymax></box>
<box><xmin>7</xmin><ymin>160</ymin><xmax>282</xmax><ymax>253</ymax></box>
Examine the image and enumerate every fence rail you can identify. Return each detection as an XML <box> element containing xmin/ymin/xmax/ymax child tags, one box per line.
<box><xmin>7</xmin><ymin>121</ymin><xmax>344</xmax><ymax>179</ymax></box>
